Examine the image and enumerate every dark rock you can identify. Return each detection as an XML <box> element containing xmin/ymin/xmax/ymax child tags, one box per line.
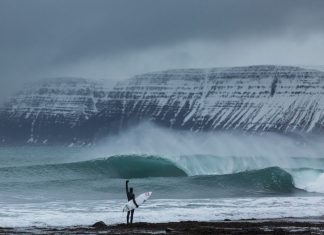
<box><xmin>165</xmin><ymin>227</ymin><xmax>175</xmax><ymax>233</ymax></box>
<box><xmin>92</xmin><ymin>221</ymin><xmax>108</xmax><ymax>229</ymax></box>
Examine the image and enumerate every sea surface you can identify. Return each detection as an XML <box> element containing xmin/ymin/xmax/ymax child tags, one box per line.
<box><xmin>1</xmin><ymin>128</ymin><xmax>324</xmax><ymax>227</ymax></box>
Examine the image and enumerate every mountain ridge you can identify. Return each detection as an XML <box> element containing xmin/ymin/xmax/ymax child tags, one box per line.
<box><xmin>1</xmin><ymin>65</ymin><xmax>324</xmax><ymax>145</ymax></box>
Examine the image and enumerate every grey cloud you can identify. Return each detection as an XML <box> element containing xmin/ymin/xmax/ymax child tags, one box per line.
<box><xmin>0</xmin><ymin>0</ymin><xmax>324</xmax><ymax>99</ymax></box>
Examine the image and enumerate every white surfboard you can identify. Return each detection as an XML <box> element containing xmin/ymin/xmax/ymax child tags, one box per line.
<box><xmin>123</xmin><ymin>192</ymin><xmax>152</xmax><ymax>212</ymax></box>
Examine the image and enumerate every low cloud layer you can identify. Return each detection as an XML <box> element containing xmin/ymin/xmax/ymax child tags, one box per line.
<box><xmin>1</xmin><ymin>0</ymin><xmax>324</xmax><ymax>99</ymax></box>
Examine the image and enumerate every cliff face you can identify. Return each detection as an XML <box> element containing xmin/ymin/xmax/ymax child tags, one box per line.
<box><xmin>1</xmin><ymin>66</ymin><xmax>324</xmax><ymax>145</ymax></box>
<box><xmin>0</xmin><ymin>78</ymin><xmax>110</xmax><ymax>144</ymax></box>
<box><xmin>91</xmin><ymin>65</ymin><xmax>324</xmax><ymax>136</ymax></box>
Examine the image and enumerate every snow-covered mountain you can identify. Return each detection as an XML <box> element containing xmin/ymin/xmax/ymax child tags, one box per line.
<box><xmin>1</xmin><ymin>65</ymin><xmax>324</xmax><ymax>145</ymax></box>
<box><xmin>0</xmin><ymin>77</ymin><xmax>110</xmax><ymax>145</ymax></box>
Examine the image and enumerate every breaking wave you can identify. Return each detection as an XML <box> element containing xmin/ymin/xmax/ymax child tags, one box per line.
<box><xmin>1</xmin><ymin>154</ymin><xmax>322</xmax><ymax>195</ymax></box>
<box><xmin>188</xmin><ymin>166</ymin><xmax>297</xmax><ymax>195</ymax></box>
<box><xmin>0</xmin><ymin>147</ymin><xmax>324</xmax><ymax>199</ymax></box>
<box><xmin>0</xmin><ymin>155</ymin><xmax>187</xmax><ymax>181</ymax></box>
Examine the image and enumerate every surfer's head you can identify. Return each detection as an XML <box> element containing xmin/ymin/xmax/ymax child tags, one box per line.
<box><xmin>130</xmin><ymin>188</ymin><xmax>133</xmax><ymax>193</ymax></box>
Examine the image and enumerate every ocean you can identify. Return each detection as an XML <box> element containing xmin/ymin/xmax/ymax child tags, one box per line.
<box><xmin>0</xmin><ymin>125</ymin><xmax>324</xmax><ymax>227</ymax></box>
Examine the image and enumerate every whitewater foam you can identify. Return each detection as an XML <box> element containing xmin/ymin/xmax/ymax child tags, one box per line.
<box><xmin>1</xmin><ymin>197</ymin><xmax>324</xmax><ymax>227</ymax></box>
<box><xmin>303</xmin><ymin>173</ymin><xmax>324</xmax><ymax>193</ymax></box>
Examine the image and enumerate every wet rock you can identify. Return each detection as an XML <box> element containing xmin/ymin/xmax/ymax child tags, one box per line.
<box><xmin>165</xmin><ymin>227</ymin><xmax>175</xmax><ymax>233</ymax></box>
<box><xmin>92</xmin><ymin>221</ymin><xmax>108</xmax><ymax>229</ymax></box>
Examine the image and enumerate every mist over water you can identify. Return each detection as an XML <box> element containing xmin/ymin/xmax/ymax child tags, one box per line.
<box><xmin>1</xmin><ymin>123</ymin><xmax>321</xmax><ymax>194</ymax></box>
<box><xmin>91</xmin><ymin>123</ymin><xmax>324</xmax><ymax>193</ymax></box>
<box><xmin>1</xmin><ymin>123</ymin><xmax>324</xmax><ymax>194</ymax></box>
<box><xmin>95</xmin><ymin>123</ymin><xmax>324</xmax><ymax>159</ymax></box>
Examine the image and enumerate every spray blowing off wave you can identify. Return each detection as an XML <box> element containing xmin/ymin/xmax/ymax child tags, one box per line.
<box><xmin>88</xmin><ymin>123</ymin><xmax>324</xmax><ymax>194</ymax></box>
<box><xmin>95</xmin><ymin>123</ymin><xmax>324</xmax><ymax>159</ymax></box>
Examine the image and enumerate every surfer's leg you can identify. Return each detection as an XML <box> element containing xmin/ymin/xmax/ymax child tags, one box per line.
<box><xmin>130</xmin><ymin>209</ymin><xmax>134</xmax><ymax>224</ymax></box>
<box><xmin>127</xmin><ymin>211</ymin><xmax>130</xmax><ymax>224</ymax></box>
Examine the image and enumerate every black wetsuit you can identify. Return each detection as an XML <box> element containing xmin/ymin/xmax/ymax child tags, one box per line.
<box><xmin>126</xmin><ymin>181</ymin><xmax>138</xmax><ymax>224</ymax></box>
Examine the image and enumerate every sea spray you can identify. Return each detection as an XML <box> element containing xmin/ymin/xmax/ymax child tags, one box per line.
<box><xmin>95</xmin><ymin>123</ymin><xmax>324</xmax><ymax>159</ymax></box>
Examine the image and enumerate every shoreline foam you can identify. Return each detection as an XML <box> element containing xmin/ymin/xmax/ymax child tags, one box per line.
<box><xmin>1</xmin><ymin>218</ymin><xmax>324</xmax><ymax>234</ymax></box>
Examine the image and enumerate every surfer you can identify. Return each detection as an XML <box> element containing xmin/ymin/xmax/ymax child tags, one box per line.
<box><xmin>126</xmin><ymin>180</ymin><xmax>138</xmax><ymax>224</ymax></box>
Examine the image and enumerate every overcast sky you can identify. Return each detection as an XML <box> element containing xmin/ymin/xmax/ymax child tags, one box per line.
<box><xmin>1</xmin><ymin>0</ymin><xmax>324</xmax><ymax>98</ymax></box>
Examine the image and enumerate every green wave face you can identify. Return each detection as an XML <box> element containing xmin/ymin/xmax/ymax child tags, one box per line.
<box><xmin>85</xmin><ymin>155</ymin><xmax>188</xmax><ymax>178</ymax></box>
<box><xmin>0</xmin><ymin>155</ymin><xmax>187</xmax><ymax>182</ymax></box>
<box><xmin>190</xmin><ymin>167</ymin><xmax>296</xmax><ymax>194</ymax></box>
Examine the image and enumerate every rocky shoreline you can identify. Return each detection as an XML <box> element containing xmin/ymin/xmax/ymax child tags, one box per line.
<box><xmin>1</xmin><ymin>219</ymin><xmax>324</xmax><ymax>234</ymax></box>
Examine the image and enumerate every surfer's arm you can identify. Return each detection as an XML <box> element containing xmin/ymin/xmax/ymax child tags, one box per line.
<box><xmin>126</xmin><ymin>180</ymin><xmax>129</xmax><ymax>194</ymax></box>
<box><xmin>132</xmin><ymin>197</ymin><xmax>139</xmax><ymax>208</ymax></box>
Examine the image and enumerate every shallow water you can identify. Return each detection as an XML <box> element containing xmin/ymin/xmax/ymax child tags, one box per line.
<box><xmin>1</xmin><ymin>197</ymin><xmax>324</xmax><ymax>227</ymax></box>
